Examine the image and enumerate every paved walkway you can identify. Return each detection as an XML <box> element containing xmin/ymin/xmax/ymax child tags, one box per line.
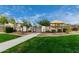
<box><xmin>0</xmin><ymin>33</ymin><xmax>40</xmax><ymax>52</ymax></box>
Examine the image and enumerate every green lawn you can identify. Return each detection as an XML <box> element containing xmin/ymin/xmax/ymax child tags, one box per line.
<box><xmin>3</xmin><ymin>35</ymin><xmax>79</xmax><ymax>53</ymax></box>
<box><xmin>0</xmin><ymin>34</ymin><xmax>20</xmax><ymax>43</ymax></box>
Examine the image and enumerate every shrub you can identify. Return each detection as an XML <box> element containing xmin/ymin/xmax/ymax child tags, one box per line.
<box><xmin>13</xmin><ymin>29</ymin><xmax>16</xmax><ymax>32</ymax></box>
<box><xmin>72</xmin><ymin>28</ymin><xmax>78</xmax><ymax>31</ymax></box>
<box><xmin>51</xmin><ymin>30</ymin><xmax>56</xmax><ymax>33</ymax></box>
<box><xmin>5</xmin><ymin>27</ymin><xmax>14</xmax><ymax>33</ymax></box>
<box><xmin>28</xmin><ymin>30</ymin><xmax>31</xmax><ymax>32</ymax></box>
<box><xmin>58</xmin><ymin>29</ymin><xmax>62</xmax><ymax>32</ymax></box>
<box><xmin>63</xmin><ymin>28</ymin><xmax>67</xmax><ymax>32</ymax></box>
<box><xmin>46</xmin><ymin>30</ymin><xmax>51</xmax><ymax>32</ymax></box>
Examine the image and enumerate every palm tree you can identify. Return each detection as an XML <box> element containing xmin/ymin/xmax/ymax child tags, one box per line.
<box><xmin>0</xmin><ymin>15</ymin><xmax>8</xmax><ymax>24</ymax></box>
<box><xmin>37</xmin><ymin>19</ymin><xmax>50</xmax><ymax>32</ymax></box>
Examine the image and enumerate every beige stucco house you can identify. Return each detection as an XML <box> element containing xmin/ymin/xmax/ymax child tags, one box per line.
<box><xmin>49</xmin><ymin>20</ymin><xmax>65</xmax><ymax>32</ymax></box>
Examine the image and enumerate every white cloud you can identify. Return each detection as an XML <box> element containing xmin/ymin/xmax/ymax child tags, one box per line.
<box><xmin>20</xmin><ymin>13</ymin><xmax>46</xmax><ymax>25</ymax></box>
<box><xmin>76</xmin><ymin>5</ymin><xmax>79</xmax><ymax>8</ymax></box>
<box><xmin>3</xmin><ymin>12</ymin><xmax>10</xmax><ymax>16</ymax></box>
<box><xmin>16</xmin><ymin>18</ymin><xmax>23</xmax><ymax>23</ymax></box>
<box><xmin>28</xmin><ymin>7</ymin><xmax>32</xmax><ymax>11</ymax></box>
<box><xmin>1</xmin><ymin>11</ymin><xmax>11</xmax><ymax>16</ymax></box>
<box><xmin>60</xmin><ymin>12</ymin><xmax>79</xmax><ymax>24</ymax></box>
<box><xmin>30</xmin><ymin>13</ymin><xmax>46</xmax><ymax>20</ymax></box>
<box><xmin>9</xmin><ymin>5</ymin><xmax>79</xmax><ymax>25</ymax></box>
<box><xmin>45</xmin><ymin>6</ymin><xmax>79</xmax><ymax>24</ymax></box>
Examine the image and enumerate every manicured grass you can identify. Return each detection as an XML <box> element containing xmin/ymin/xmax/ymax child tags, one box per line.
<box><xmin>0</xmin><ymin>34</ymin><xmax>20</xmax><ymax>43</ymax></box>
<box><xmin>3</xmin><ymin>35</ymin><xmax>79</xmax><ymax>53</ymax></box>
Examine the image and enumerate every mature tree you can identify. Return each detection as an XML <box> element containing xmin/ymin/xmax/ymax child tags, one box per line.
<box><xmin>37</xmin><ymin>19</ymin><xmax>50</xmax><ymax>32</ymax></box>
<box><xmin>22</xmin><ymin>20</ymin><xmax>31</xmax><ymax>28</ymax></box>
<box><xmin>0</xmin><ymin>15</ymin><xmax>8</xmax><ymax>32</ymax></box>
<box><xmin>22</xmin><ymin>19</ymin><xmax>32</xmax><ymax>32</ymax></box>
<box><xmin>0</xmin><ymin>15</ymin><xmax>8</xmax><ymax>24</ymax></box>
<box><xmin>9</xmin><ymin>17</ymin><xmax>16</xmax><ymax>24</ymax></box>
<box><xmin>37</xmin><ymin>19</ymin><xmax>50</xmax><ymax>26</ymax></box>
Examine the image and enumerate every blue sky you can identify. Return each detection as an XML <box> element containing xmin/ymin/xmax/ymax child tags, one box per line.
<box><xmin>0</xmin><ymin>5</ymin><xmax>79</xmax><ymax>24</ymax></box>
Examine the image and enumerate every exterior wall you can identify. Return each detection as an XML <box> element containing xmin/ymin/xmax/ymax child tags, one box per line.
<box><xmin>41</xmin><ymin>26</ymin><xmax>46</xmax><ymax>32</ymax></box>
<box><xmin>0</xmin><ymin>25</ymin><xmax>4</xmax><ymax>32</ymax></box>
<box><xmin>31</xmin><ymin>26</ymin><xmax>41</xmax><ymax>33</ymax></box>
<box><xmin>16</xmin><ymin>23</ymin><xmax>22</xmax><ymax>32</ymax></box>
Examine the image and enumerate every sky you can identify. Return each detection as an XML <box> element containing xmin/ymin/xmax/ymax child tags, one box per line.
<box><xmin>0</xmin><ymin>5</ymin><xmax>79</xmax><ymax>24</ymax></box>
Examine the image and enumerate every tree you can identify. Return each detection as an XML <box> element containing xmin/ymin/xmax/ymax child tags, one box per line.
<box><xmin>8</xmin><ymin>17</ymin><xmax>16</xmax><ymax>32</ymax></box>
<box><xmin>0</xmin><ymin>15</ymin><xmax>8</xmax><ymax>32</ymax></box>
<box><xmin>9</xmin><ymin>17</ymin><xmax>16</xmax><ymax>24</ymax></box>
<box><xmin>37</xmin><ymin>19</ymin><xmax>50</xmax><ymax>26</ymax></box>
<box><xmin>22</xmin><ymin>19</ymin><xmax>32</xmax><ymax>32</ymax></box>
<box><xmin>0</xmin><ymin>15</ymin><xmax>8</xmax><ymax>24</ymax></box>
<box><xmin>37</xmin><ymin>19</ymin><xmax>50</xmax><ymax>32</ymax></box>
<box><xmin>22</xmin><ymin>20</ymin><xmax>31</xmax><ymax>27</ymax></box>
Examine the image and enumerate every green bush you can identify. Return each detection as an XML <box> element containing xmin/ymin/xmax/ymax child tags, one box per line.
<box><xmin>46</xmin><ymin>30</ymin><xmax>51</xmax><ymax>32</ymax></box>
<box><xmin>5</xmin><ymin>27</ymin><xmax>14</xmax><ymax>33</ymax></box>
<box><xmin>51</xmin><ymin>30</ymin><xmax>56</xmax><ymax>33</ymax></box>
<box><xmin>63</xmin><ymin>28</ymin><xmax>67</xmax><ymax>32</ymax></box>
<box><xmin>58</xmin><ymin>29</ymin><xmax>62</xmax><ymax>32</ymax></box>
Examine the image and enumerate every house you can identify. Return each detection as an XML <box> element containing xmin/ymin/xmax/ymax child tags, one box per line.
<box><xmin>0</xmin><ymin>24</ymin><xmax>4</xmax><ymax>32</ymax></box>
<box><xmin>48</xmin><ymin>20</ymin><xmax>66</xmax><ymax>32</ymax></box>
<box><xmin>36</xmin><ymin>20</ymin><xmax>66</xmax><ymax>33</ymax></box>
<box><xmin>5</xmin><ymin>23</ymin><xmax>14</xmax><ymax>28</ymax></box>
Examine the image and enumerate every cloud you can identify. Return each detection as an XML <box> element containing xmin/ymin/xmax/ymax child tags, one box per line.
<box><xmin>18</xmin><ymin>13</ymin><xmax>46</xmax><ymax>25</ymax></box>
<box><xmin>62</xmin><ymin>12</ymin><xmax>79</xmax><ymax>24</ymax></box>
<box><xmin>1</xmin><ymin>11</ymin><xmax>11</xmax><ymax>16</ymax></box>
<box><xmin>3</xmin><ymin>12</ymin><xmax>10</xmax><ymax>16</ymax></box>
<box><xmin>28</xmin><ymin>7</ymin><xmax>32</xmax><ymax>11</ymax></box>
<box><xmin>17</xmin><ymin>5</ymin><xmax>79</xmax><ymax>25</ymax></box>
<box><xmin>45</xmin><ymin>6</ymin><xmax>79</xmax><ymax>24</ymax></box>
<box><xmin>76</xmin><ymin>5</ymin><xmax>79</xmax><ymax>8</ymax></box>
<box><xmin>30</xmin><ymin>13</ymin><xmax>46</xmax><ymax>20</ymax></box>
<box><xmin>1</xmin><ymin>5</ymin><xmax>79</xmax><ymax>25</ymax></box>
<box><xmin>50</xmin><ymin>11</ymin><xmax>79</xmax><ymax>24</ymax></box>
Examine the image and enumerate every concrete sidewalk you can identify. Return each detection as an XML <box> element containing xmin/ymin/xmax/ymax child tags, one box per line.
<box><xmin>0</xmin><ymin>33</ymin><xmax>40</xmax><ymax>52</ymax></box>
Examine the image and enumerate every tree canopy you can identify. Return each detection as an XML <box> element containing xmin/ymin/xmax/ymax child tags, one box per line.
<box><xmin>9</xmin><ymin>17</ymin><xmax>16</xmax><ymax>24</ymax></box>
<box><xmin>0</xmin><ymin>15</ymin><xmax>8</xmax><ymax>24</ymax></box>
<box><xmin>37</xmin><ymin>19</ymin><xmax>50</xmax><ymax>26</ymax></box>
<box><xmin>22</xmin><ymin>19</ymin><xmax>32</xmax><ymax>28</ymax></box>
